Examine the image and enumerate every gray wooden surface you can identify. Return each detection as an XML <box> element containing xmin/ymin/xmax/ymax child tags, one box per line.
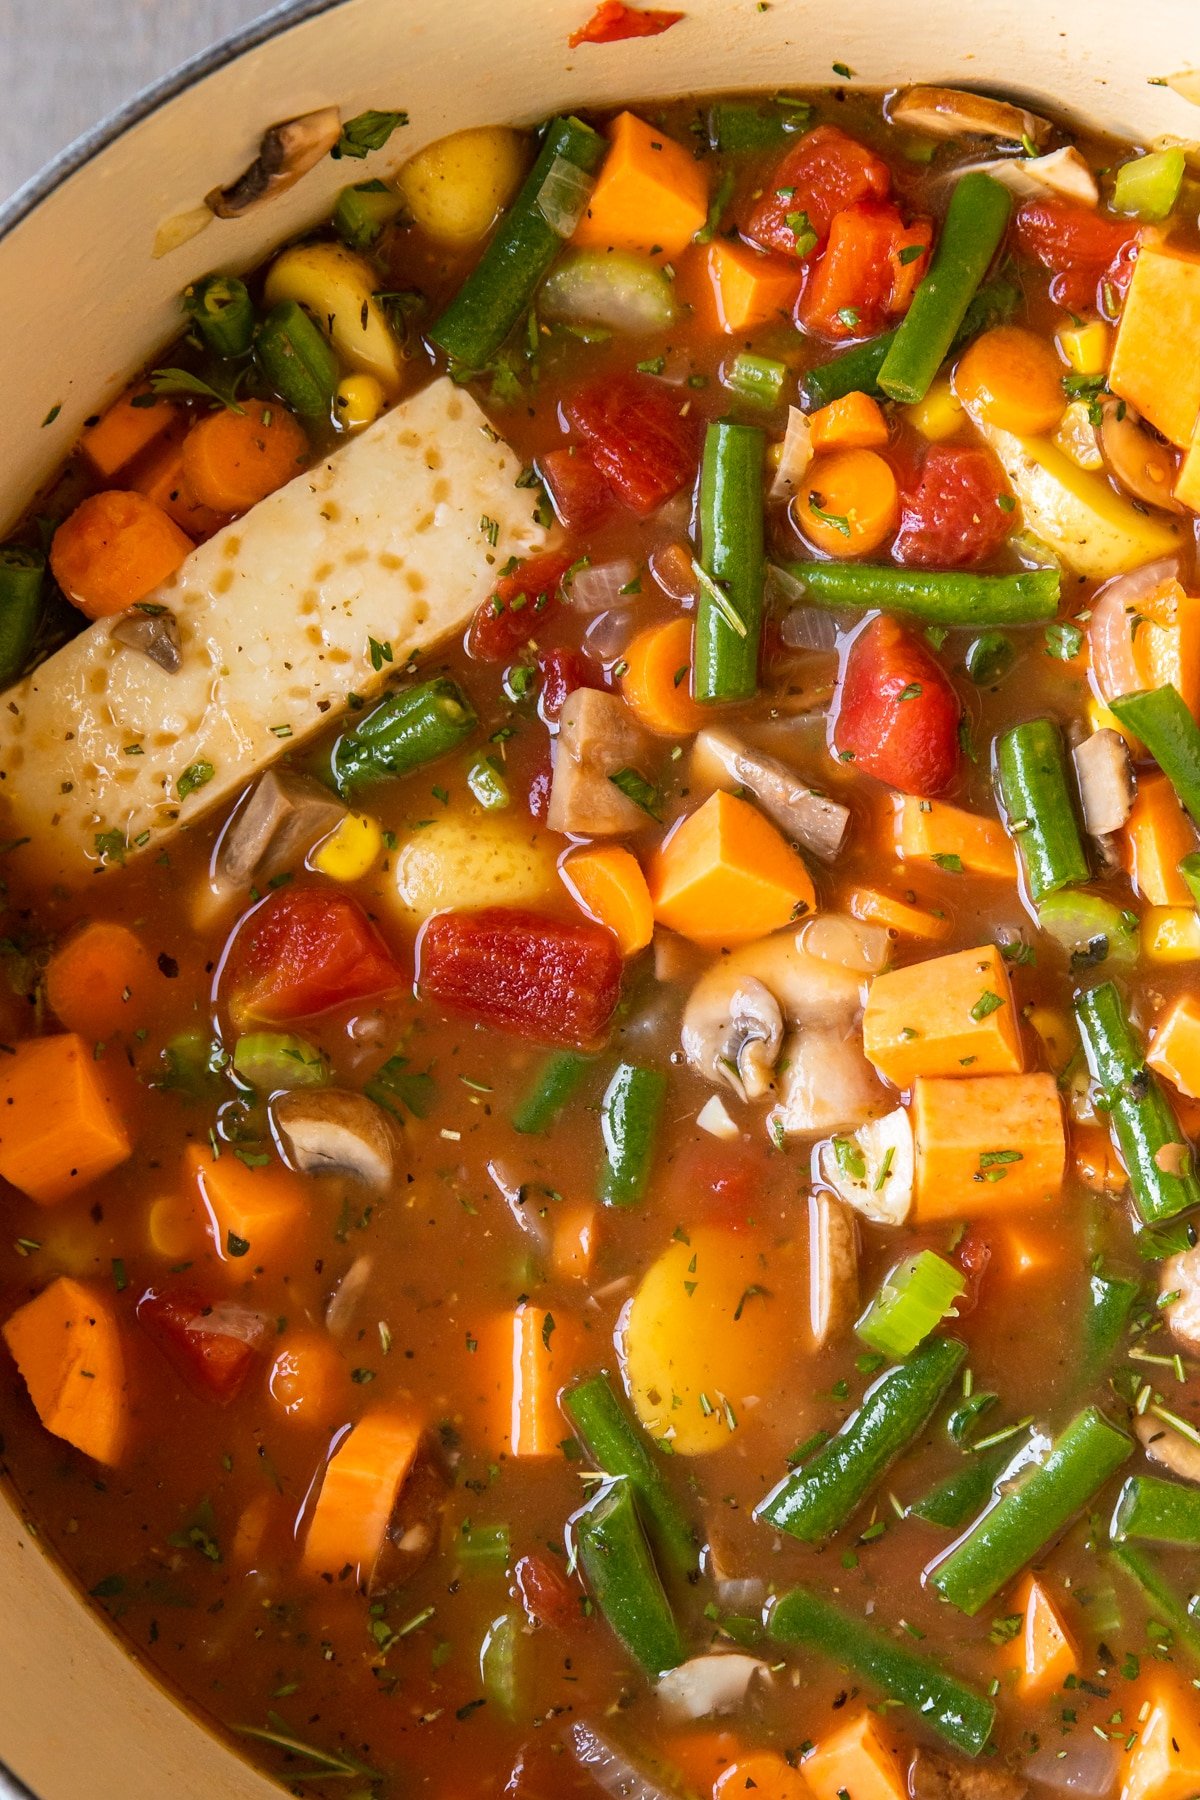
<box><xmin>0</xmin><ymin>0</ymin><xmax>275</xmax><ymax>204</ymax></box>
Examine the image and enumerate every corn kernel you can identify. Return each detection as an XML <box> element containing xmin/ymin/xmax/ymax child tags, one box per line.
<box><xmin>905</xmin><ymin>378</ymin><xmax>964</xmax><ymax>442</ymax></box>
<box><xmin>1054</xmin><ymin>399</ymin><xmax>1104</xmax><ymax>471</ymax></box>
<box><xmin>334</xmin><ymin>373</ymin><xmax>386</xmax><ymax>433</ymax></box>
<box><xmin>147</xmin><ymin>1195</ymin><xmax>197</xmax><ymax>1260</ymax></box>
<box><xmin>1025</xmin><ymin>1004</ymin><xmax>1076</xmax><ymax>1076</ymax></box>
<box><xmin>311</xmin><ymin>811</ymin><xmax>383</xmax><ymax>881</ymax></box>
<box><xmin>1145</xmin><ymin>906</ymin><xmax>1200</xmax><ymax>963</ymax></box>
<box><xmin>1057</xmin><ymin>319</ymin><xmax>1110</xmax><ymax>377</ymax></box>
<box><xmin>1086</xmin><ymin>694</ymin><xmax>1126</xmax><ymax>737</ymax></box>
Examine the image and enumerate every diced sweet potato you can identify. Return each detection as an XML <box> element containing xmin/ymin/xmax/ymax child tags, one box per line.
<box><xmin>1124</xmin><ymin>771</ymin><xmax>1199</xmax><ymax>906</ymax></box>
<box><xmin>0</xmin><ymin>1035</ymin><xmax>132</xmax><ymax>1204</ymax></box>
<box><xmin>706</xmin><ymin>238</ymin><xmax>801</xmax><ymax>333</ymax></box>
<box><xmin>3</xmin><ymin>1276</ymin><xmax>130</xmax><ymax>1464</ymax></box>
<box><xmin>912</xmin><ymin>1072</ymin><xmax>1065</xmax><ymax>1220</ymax></box>
<box><xmin>1147</xmin><ymin>992</ymin><xmax>1200</xmax><ymax>1100</ymax></box>
<box><xmin>895</xmin><ymin>795</ymin><xmax>1017</xmax><ymax>880</ymax></box>
<box><xmin>573</xmin><ymin>111</ymin><xmax>708</xmax><ymax>258</ymax></box>
<box><xmin>863</xmin><ymin>945</ymin><xmax>1024</xmax><ymax>1087</ymax></box>
<box><xmin>802</xmin><ymin>1712</ymin><xmax>907</xmax><ymax>1800</ymax></box>
<box><xmin>649</xmin><ymin>791</ymin><xmax>817</xmax><ymax>949</ymax></box>
<box><xmin>1005</xmin><ymin>1574</ymin><xmax>1080</xmax><ymax>1698</ymax></box>
<box><xmin>1109</xmin><ymin>245</ymin><xmax>1200</xmax><ymax>448</ymax></box>
<box><xmin>1122</xmin><ymin>1681</ymin><xmax>1200</xmax><ymax>1800</ymax></box>
<box><xmin>184</xmin><ymin>1142</ymin><xmax>306</xmax><ymax>1279</ymax></box>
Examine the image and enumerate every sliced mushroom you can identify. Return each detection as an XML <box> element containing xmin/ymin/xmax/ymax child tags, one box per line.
<box><xmin>691</xmin><ymin>726</ymin><xmax>850</xmax><ymax>863</ymax></box>
<box><xmin>910</xmin><ymin>1747</ymin><xmax>1028</xmax><ymax>1800</ymax></box>
<box><xmin>888</xmin><ymin>86</ymin><xmax>1054</xmax><ymax>148</ymax></box>
<box><xmin>1136</xmin><ymin>1409</ymin><xmax>1200</xmax><ymax>1484</ymax></box>
<box><xmin>324</xmin><ymin>1253</ymin><xmax>374</xmax><ymax>1337</ymax></box>
<box><xmin>1160</xmin><ymin>1244</ymin><xmax>1200</xmax><ymax>1353</ymax></box>
<box><xmin>957</xmin><ymin>146</ymin><xmax>1098</xmax><ymax>207</ymax></box>
<box><xmin>219</xmin><ymin>768</ymin><xmax>347</xmax><ymax>887</ymax></box>
<box><xmin>817</xmin><ymin>1106</ymin><xmax>914</xmax><ymax>1226</ymax></box>
<box><xmin>273</xmin><ymin>1089</ymin><xmax>396</xmax><ymax>1189</ymax></box>
<box><xmin>1072</xmin><ymin>728</ymin><xmax>1136</xmax><ymax>837</ymax></box>
<box><xmin>682</xmin><ymin>974</ymin><xmax>785</xmax><ymax>1100</ymax></box>
<box><xmin>768</xmin><ymin>1021</ymin><xmax>886</xmax><ymax>1139</ymax></box>
<box><xmin>808</xmin><ymin>1191</ymin><xmax>859</xmax><ymax>1348</ymax></box>
<box><xmin>1099</xmin><ymin>400</ymin><xmax>1184</xmax><ymax>514</ymax></box>
<box><xmin>109</xmin><ymin>606</ymin><xmax>181</xmax><ymax>673</ymax></box>
<box><xmin>656</xmin><ymin>1653</ymin><xmax>772</xmax><ymax>1725</ymax></box>
<box><xmin>547</xmin><ymin>687</ymin><xmax>656</xmax><ymax>836</ymax></box>
<box><xmin>205</xmin><ymin>107</ymin><xmax>342</xmax><ymax>218</ymax></box>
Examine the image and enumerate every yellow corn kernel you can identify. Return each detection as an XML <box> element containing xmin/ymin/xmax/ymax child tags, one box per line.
<box><xmin>1145</xmin><ymin>906</ymin><xmax>1200</xmax><ymax>963</ymax></box>
<box><xmin>1025</xmin><ymin>1004</ymin><xmax>1077</xmax><ymax>1076</ymax></box>
<box><xmin>334</xmin><ymin>372</ymin><xmax>387</xmax><ymax>433</ymax></box>
<box><xmin>1057</xmin><ymin>319</ymin><xmax>1110</xmax><ymax>377</ymax></box>
<box><xmin>311</xmin><ymin>812</ymin><xmax>383</xmax><ymax>881</ymax></box>
<box><xmin>147</xmin><ymin>1195</ymin><xmax>197</xmax><ymax>1260</ymax></box>
<box><xmin>906</xmin><ymin>378</ymin><xmax>964</xmax><ymax>442</ymax></box>
<box><xmin>1055</xmin><ymin>399</ymin><xmax>1104</xmax><ymax>471</ymax></box>
<box><xmin>1086</xmin><ymin>694</ymin><xmax>1126</xmax><ymax>736</ymax></box>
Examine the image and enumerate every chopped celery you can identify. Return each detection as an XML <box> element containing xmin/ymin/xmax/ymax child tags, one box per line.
<box><xmin>232</xmin><ymin>1032</ymin><xmax>328</xmax><ymax>1092</ymax></box>
<box><xmin>540</xmin><ymin>250</ymin><xmax>677</xmax><ymax>333</ymax></box>
<box><xmin>856</xmin><ymin>1252</ymin><xmax>966</xmax><ymax>1359</ymax></box>
<box><xmin>333</xmin><ymin>179</ymin><xmax>405</xmax><ymax>251</ymax></box>
<box><xmin>479</xmin><ymin>1610</ymin><xmax>520</xmax><ymax>1718</ymax></box>
<box><xmin>1112</xmin><ymin>149</ymin><xmax>1185</xmax><ymax>223</ymax></box>
<box><xmin>467</xmin><ymin>755</ymin><xmax>510</xmax><ymax>811</ymax></box>
<box><xmin>722</xmin><ymin>351</ymin><xmax>788</xmax><ymax>407</ymax></box>
<box><xmin>157</xmin><ymin>1030</ymin><xmax>227</xmax><ymax>1099</ymax></box>
<box><xmin>457</xmin><ymin>1521</ymin><xmax>511</xmax><ymax>1574</ymax></box>
<box><xmin>1037</xmin><ymin>889</ymin><xmax>1139</xmax><ymax>971</ymax></box>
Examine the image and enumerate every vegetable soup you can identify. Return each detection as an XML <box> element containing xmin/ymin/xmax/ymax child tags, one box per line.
<box><xmin>3</xmin><ymin>62</ymin><xmax>1200</xmax><ymax>1800</ymax></box>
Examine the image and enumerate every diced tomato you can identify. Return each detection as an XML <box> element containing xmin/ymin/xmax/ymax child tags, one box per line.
<box><xmin>467</xmin><ymin>552</ymin><xmax>573</xmax><ymax>663</ymax></box>
<box><xmin>1013</xmin><ymin>198</ymin><xmax>1136</xmax><ymax>312</ymax></box>
<box><xmin>515</xmin><ymin>1552</ymin><xmax>581</xmax><ymax>1628</ymax></box>
<box><xmin>892</xmin><ymin>444</ymin><xmax>1012</xmax><ymax>570</ymax></box>
<box><xmin>744</xmin><ymin>125</ymin><xmax>891</xmax><ymax>258</ymax></box>
<box><xmin>568</xmin><ymin>0</ymin><xmax>683</xmax><ymax>46</ymax></box>
<box><xmin>137</xmin><ymin>1285</ymin><xmax>266</xmax><ymax>1404</ymax></box>
<box><xmin>526</xmin><ymin>756</ymin><xmax>554</xmax><ymax>824</ymax></box>
<box><xmin>226</xmin><ymin>887</ymin><xmax>405</xmax><ymax>1023</ymax></box>
<box><xmin>537</xmin><ymin>647</ymin><xmax>596</xmax><ymax>722</ymax></box>
<box><xmin>800</xmin><ymin>201</ymin><xmax>931</xmax><ymax>340</ymax></box>
<box><xmin>665</xmin><ymin>1139</ymin><xmax>766</xmax><ymax>1232</ymax></box>
<box><xmin>833</xmin><ymin>615</ymin><xmax>961</xmax><ymax>797</ymax></box>
<box><xmin>417</xmin><ymin>908</ymin><xmax>623</xmax><ymax>1046</ymax></box>
<box><xmin>887</xmin><ymin>216</ymin><xmax>933</xmax><ymax>314</ymax></box>
<box><xmin>538</xmin><ymin>445</ymin><xmax>613</xmax><ymax>532</ymax></box>
<box><xmin>565</xmin><ymin>375</ymin><xmax>701</xmax><ymax>516</ymax></box>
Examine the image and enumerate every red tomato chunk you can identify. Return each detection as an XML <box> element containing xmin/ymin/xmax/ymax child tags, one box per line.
<box><xmin>893</xmin><ymin>444</ymin><xmax>1012</xmax><ymax>569</ymax></box>
<box><xmin>137</xmin><ymin>1286</ymin><xmax>266</xmax><ymax>1404</ymax></box>
<box><xmin>564</xmin><ymin>375</ymin><xmax>701</xmax><ymax>516</ymax></box>
<box><xmin>515</xmin><ymin>1552</ymin><xmax>581</xmax><ymax>1629</ymax></box>
<box><xmin>833</xmin><ymin>614</ymin><xmax>961</xmax><ymax>797</ymax></box>
<box><xmin>227</xmin><ymin>887</ymin><xmax>404</xmax><ymax>1023</ymax></box>
<box><xmin>744</xmin><ymin>124</ymin><xmax>891</xmax><ymax>256</ymax></box>
<box><xmin>468</xmin><ymin>552</ymin><xmax>572</xmax><ymax>662</ymax></box>
<box><xmin>567</xmin><ymin>0</ymin><xmax>683</xmax><ymax>46</ymax></box>
<box><xmin>538</xmin><ymin>446</ymin><xmax>613</xmax><ymax>532</ymax></box>
<box><xmin>1013</xmin><ymin>197</ymin><xmax>1136</xmax><ymax>312</ymax></box>
<box><xmin>537</xmin><ymin>647</ymin><xmax>596</xmax><ymax>722</ymax></box>
<box><xmin>801</xmin><ymin>201</ymin><xmax>931</xmax><ymax>340</ymax></box>
<box><xmin>417</xmin><ymin>908</ymin><xmax>623</xmax><ymax>1046</ymax></box>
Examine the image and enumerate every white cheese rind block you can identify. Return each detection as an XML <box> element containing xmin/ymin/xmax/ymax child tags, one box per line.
<box><xmin>0</xmin><ymin>377</ymin><xmax>544</xmax><ymax>885</ymax></box>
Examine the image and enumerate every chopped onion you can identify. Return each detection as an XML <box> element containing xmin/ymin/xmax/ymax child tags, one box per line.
<box><xmin>566</xmin><ymin>557</ymin><xmax>640</xmax><ymax>613</ymax></box>
<box><xmin>1088</xmin><ymin>557</ymin><xmax>1180</xmax><ymax>704</ymax></box>
<box><xmin>486</xmin><ymin>1158</ymin><xmax>552</xmax><ymax>1249</ymax></box>
<box><xmin>541</xmin><ymin>250</ymin><xmax>677</xmax><ymax>332</ymax></box>
<box><xmin>1025</xmin><ymin>1732</ymin><xmax>1119</xmax><ymax>1796</ymax></box>
<box><xmin>713</xmin><ymin>1573</ymin><xmax>767</xmax><ymax>1613</ymax></box>
<box><xmin>697</xmin><ymin>1095</ymin><xmax>739</xmax><ymax>1140</ymax></box>
<box><xmin>187</xmin><ymin>1303</ymin><xmax>269</xmax><ymax>1344</ymax></box>
<box><xmin>568</xmin><ymin>1721</ymin><xmax>681</xmax><ymax>1800</ymax></box>
<box><xmin>1166</xmin><ymin>70</ymin><xmax>1200</xmax><ymax>106</ymax></box>
<box><xmin>778</xmin><ymin>604</ymin><xmax>838</xmax><ymax>653</ymax></box>
<box><xmin>770</xmin><ymin>406</ymin><xmax>814</xmax><ymax>500</ymax></box>
<box><xmin>324</xmin><ymin>1253</ymin><xmax>373</xmax><ymax>1338</ymax></box>
<box><xmin>584</xmin><ymin>608</ymin><xmax>638</xmax><ymax>661</ymax></box>
<box><xmin>537</xmin><ymin>156</ymin><xmax>596</xmax><ymax>237</ymax></box>
<box><xmin>656</xmin><ymin>1653</ymin><xmax>771</xmax><ymax>1725</ymax></box>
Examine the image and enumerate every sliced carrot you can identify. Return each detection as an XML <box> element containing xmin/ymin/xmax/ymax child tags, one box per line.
<box><xmin>912</xmin><ymin>1072</ymin><xmax>1066</xmax><ymax>1220</ymax></box>
<box><xmin>44</xmin><ymin>921</ymin><xmax>157</xmax><ymax>1040</ymax></box>
<box><xmin>649</xmin><ymin>790</ymin><xmax>817</xmax><ymax>949</ymax></box>
<box><xmin>0</xmin><ymin>1035</ymin><xmax>132</xmax><ymax>1204</ymax></box>
<box><xmin>79</xmin><ymin>386</ymin><xmax>179</xmax><ymax>480</ymax></box>
<box><xmin>792</xmin><ymin>448</ymin><xmax>898</xmax><ymax>556</ymax></box>
<box><xmin>715</xmin><ymin>1751</ymin><xmax>810</xmax><ymax>1800</ymax></box>
<box><xmin>1124</xmin><ymin>770</ymin><xmax>1200</xmax><ymax>905</ymax></box>
<box><xmin>1128</xmin><ymin>579</ymin><xmax>1200</xmax><ymax>719</ymax></box>
<box><xmin>1006</xmin><ymin>1574</ymin><xmax>1080</xmax><ymax>1699</ymax></box>
<box><xmin>863</xmin><ymin>944</ymin><xmax>1024</xmax><ymax>1086</ymax></box>
<box><xmin>49</xmin><ymin>489</ymin><xmax>193</xmax><ymax>619</ymax></box>
<box><xmin>550</xmin><ymin>1201</ymin><xmax>598</xmax><ymax>1281</ymax></box>
<box><xmin>954</xmin><ymin>325</ymin><xmax>1065</xmax><ymax>436</ymax></box>
<box><xmin>895</xmin><ymin>793</ymin><xmax>1017</xmax><ymax>880</ymax></box>
<box><xmin>848</xmin><ymin>885</ymin><xmax>950</xmax><ymax>942</ymax></box>
<box><xmin>1071</xmin><ymin>1123</ymin><xmax>1128</xmax><ymax>1193</ymax></box>
<box><xmin>1147</xmin><ymin>992</ymin><xmax>1200</xmax><ymax>1101</ymax></box>
<box><xmin>706</xmin><ymin>237</ymin><xmax>801</xmax><ymax>334</ymax></box>
<box><xmin>503</xmin><ymin>1302</ymin><xmax>577</xmax><ymax>1457</ymax></box>
<box><xmin>131</xmin><ymin>425</ymin><xmax>228</xmax><ymax>539</ymax></box>
<box><xmin>2</xmin><ymin>1276</ymin><xmax>130</xmax><ymax>1465</ymax></box>
<box><xmin>180</xmin><ymin>403</ymin><xmax>308</xmax><ymax>516</ymax></box>
<box><xmin>808</xmin><ymin>390</ymin><xmax>889</xmax><ymax>452</ymax></box>
<box><xmin>184</xmin><ymin>1142</ymin><xmax>305</xmax><ymax>1280</ymax></box>
<box><xmin>301</xmin><ymin>1407</ymin><xmax>423</xmax><ymax>1582</ymax></box>
<box><xmin>562</xmin><ymin>845</ymin><xmax>654</xmax><ymax>954</ymax></box>
<box><xmin>802</xmin><ymin>1711</ymin><xmax>906</xmax><ymax>1800</ymax></box>
<box><xmin>621</xmin><ymin>616</ymin><xmax>709</xmax><ymax>737</ymax></box>
<box><xmin>268</xmin><ymin>1330</ymin><xmax>348</xmax><ymax>1426</ymax></box>
<box><xmin>665</xmin><ymin>1730</ymin><xmax>739</xmax><ymax>1793</ymax></box>
<box><xmin>573</xmin><ymin>111</ymin><xmax>709</xmax><ymax>258</ymax></box>
<box><xmin>1123</xmin><ymin>1679</ymin><xmax>1200</xmax><ymax>1800</ymax></box>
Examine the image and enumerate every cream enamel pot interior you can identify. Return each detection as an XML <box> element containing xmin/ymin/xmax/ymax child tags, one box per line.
<box><xmin>0</xmin><ymin>0</ymin><xmax>1197</xmax><ymax>1792</ymax></box>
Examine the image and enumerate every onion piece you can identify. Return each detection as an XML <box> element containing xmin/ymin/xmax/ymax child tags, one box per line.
<box><xmin>779</xmin><ymin>604</ymin><xmax>838</xmax><ymax>653</ymax></box>
<box><xmin>541</xmin><ymin>250</ymin><xmax>676</xmax><ymax>331</ymax></box>
<box><xmin>817</xmin><ymin>1106</ymin><xmax>915</xmax><ymax>1227</ymax></box>
<box><xmin>1087</xmin><ymin>557</ymin><xmax>1180</xmax><ymax>704</ymax></box>
<box><xmin>955</xmin><ymin>146</ymin><xmax>1098</xmax><ymax>206</ymax></box>
<box><xmin>537</xmin><ymin>156</ymin><xmax>595</xmax><ymax>237</ymax></box>
<box><xmin>584</xmin><ymin>608</ymin><xmax>638</xmax><ymax>662</ymax></box>
<box><xmin>324</xmin><ymin>1254</ymin><xmax>373</xmax><ymax>1338</ymax></box>
<box><xmin>1024</xmin><ymin>1730</ymin><xmax>1119</xmax><ymax>1795</ymax></box>
<box><xmin>568</xmin><ymin>1721</ymin><xmax>681</xmax><ymax>1800</ymax></box>
<box><xmin>656</xmin><ymin>1653</ymin><xmax>771</xmax><ymax>1725</ymax></box>
<box><xmin>770</xmin><ymin>406</ymin><xmax>814</xmax><ymax>501</ymax></box>
<box><xmin>566</xmin><ymin>557</ymin><xmax>640</xmax><ymax>613</ymax></box>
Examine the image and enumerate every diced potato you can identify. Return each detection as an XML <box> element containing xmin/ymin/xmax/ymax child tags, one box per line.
<box><xmin>263</xmin><ymin>242</ymin><xmax>406</xmax><ymax>394</ymax></box>
<box><xmin>1054</xmin><ymin>399</ymin><xmax>1104</xmax><ymax>471</ymax></box>
<box><xmin>397</xmin><ymin>126</ymin><xmax>526</xmax><ymax>247</ymax></box>
<box><xmin>390</xmin><ymin>814</ymin><xmax>557</xmax><ymax>921</ymax></box>
<box><xmin>1025</xmin><ymin>1005</ymin><xmax>1077</xmax><ymax>1077</ymax></box>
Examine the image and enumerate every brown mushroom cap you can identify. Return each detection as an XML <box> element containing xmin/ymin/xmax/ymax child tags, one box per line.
<box><xmin>272</xmin><ymin>1088</ymin><xmax>396</xmax><ymax>1189</ymax></box>
<box><xmin>889</xmin><ymin>85</ymin><xmax>1054</xmax><ymax>148</ymax></box>
<box><xmin>1098</xmin><ymin>399</ymin><xmax>1184</xmax><ymax>514</ymax></box>
<box><xmin>205</xmin><ymin>107</ymin><xmax>342</xmax><ymax>218</ymax></box>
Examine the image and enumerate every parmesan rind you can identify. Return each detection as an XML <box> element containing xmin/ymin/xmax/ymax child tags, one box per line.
<box><xmin>0</xmin><ymin>378</ymin><xmax>545</xmax><ymax>885</ymax></box>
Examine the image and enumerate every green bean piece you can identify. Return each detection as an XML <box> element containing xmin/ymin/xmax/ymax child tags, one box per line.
<box><xmin>332</xmin><ymin>677</ymin><xmax>477</xmax><ymax>795</ymax></box>
<box><xmin>1110</xmin><ymin>685</ymin><xmax>1200</xmax><ymax>832</ymax></box>
<box><xmin>707</xmin><ymin>98</ymin><xmax>812</xmax><ymax>152</ymax></box>
<box><xmin>256</xmin><ymin>299</ymin><xmax>339</xmax><ymax>417</ymax></box>
<box><xmin>512</xmin><ymin>1050</ymin><xmax>590</xmax><ymax>1135</ymax></box>
<box><xmin>908</xmin><ymin>1452</ymin><xmax>1007</xmax><ymax>1530</ymax></box>
<box><xmin>928</xmin><ymin>1407</ymin><xmax>1132</xmax><ymax>1615</ymax></box>
<box><xmin>878</xmin><ymin>173</ymin><xmax>1013</xmax><ymax>404</ymax></box>
<box><xmin>598</xmin><ymin>1063</ymin><xmax>667</xmax><ymax>1208</ymax></box>
<box><xmin>694</xmin><ymin>420</ymin><xmax>766</xmax><ymax>703</ymax></box>
<box><xmin>1111</xmin><ymin>1474</ymin><xmax>1200</xmax><ymax>1548</ymax></box>
<box><xmin>429</xmin><ymin>116</ymin><xmax>605</xmax><ymax>369</ymax></box>
<box><xmin>769</xmin><ymin>1586</ymin><xmax>995</xmax><ymax>1757</ymax></box>
<box><xmin>570</xmin><ymin>1477</ymin><xmax>685</xmax><ymax>1677</ymax></box>
<box><xmin>784</xmin><ymin>563</ymin><xmax>1059</xmax><ymax>626</ymax></box>
<box><xmin>1179</xmin><ymin>849</ymin><xmax>1200</xmax><ymax>912</ymax></box>
<box><xmin>995</xmin><ymin>718</ymin><xmax>1090</xmax><ymax>902</ymax></box>
<box><xmin>0</xmin><ymin>546</ymin><xmax>46</xmax><ymax>686</ymax></box>
<box><xmin>1074</xmin><ymin>981</ymin><xmax>1200</xmax><ymax>1228</ymax></box>
<box><xmin>756</xmin><ymin>1337</ymin><xmax>966</xmax><ymax>1543</ymax></box>
<box><xmin>456</xmin><ymin>1520</ymin><xmax>511</xmax><ymax>1574</ymax></box>
<box><xmin>723</xmin><ymin>352</ymin><xmax>787</xmax><ymax>408</ymax></box>
<box><xmin>1081</xmin><ymin>1267</ymin><xmax>1140</xmax><ymax>1385</ymax></box>
<box><xmin>182</xmin><ymin>274</ymin><xmax>256</xmax><ymax>358</ymax></box>
<box><xmin>333</xmin><ymin>180</ymin><xmax>404</xmax><ymax>252</ymax></box>
<box><xmin>1110</xmin><ymin>1543</ymin><xmax>1200</xmax><ymax>1666</ymax></box>
<box><xmin>563</xmin><ymin>1374</ymin><xmax>697</xmax><ymax>1577</ymax></box>
<box><xmin>965</xmin><ymin>631</ymin><xmax>1016</xmax><ymax>686</ymax></box>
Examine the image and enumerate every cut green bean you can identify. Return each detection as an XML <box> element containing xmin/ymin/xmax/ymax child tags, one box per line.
<box><xmin>1075</xmin><ymin>981</ymin><xmax>1200</xmax><ymax>1227</ymax></box>
<box><xmin>570</xmin><ymin>1477</ymin><xmax>684</xmax><ymax>1676</ymax></box>
<box><xmin>802</xmin><ymin>275</ymin><xmax>1019</xmax><ymax>410</ymax></box>
<box><xmin>429</xmin><ymin>116</ymin><xmax>605</xmax><ymax>369</ymax></box>
<box><xmin>479</xmin><ymin>1610</ymin><xmax>521</xmax><ymax>1718</ymax></box>
<box><xmin>878</xmin><ymin>172</ymin><xmax>1013</xmax><ymax>404</ymax></box>
<box><xmin>995</xmin><ymin>718</ymin><xmax>1090</xmax><ymax>902</ymax></box>
<box><xmin>598</xmin><ymin>1063</ymin><xmax>667</xmax><ymax>1208</ymax></box>
<box><xmin>757</xmin><ymin>1336</ymin><xmax>965</xmax><ymax>1543</ymax></box>
<box><xmin>1110</xmin><ymin>685</ymin><xmax>1200</xmax><ymax>832</ymax></box>
<box><xmin>722</xmin><ymin>352</ymin><xmax>787</xmax><ymax>408</ymax></box>
<box><xmin>183</xmin><ymin>274</ymin><xmax>255</xmax><ymax>358</ymax></box>
<box><xmin>257</xmin><ymin>299</ymin><xmax>339</xmax><ymax>417</ymax></box>
<box><xmin>695</xmin><ymin>420</ymin><xmax>766</xmax><ymax>703</ymax></box>
<box><xmin>332</xmin><ymin>677</ymin><xmax>477</xmax><ymax>794</ymax></box>
<box><xmin>333</xmin><ymin>180</ymin><xmax>404</xmax><ymax>251</ymax></box>
<box><xmin>1081</xmin><ymin>1267</ymin><xmax>1140</xmax><ymax>1385</ymax></box>
<box><xmin>1110</xmin><ymin>1542</ymin><xmax>1200</xmax><ymax>1666</ymax></box>
<box><xmin>928</xmin><ymin>1407</ymin><xmax>1132</xmax><ymax>1615</ymax></box>
<box><xmin>456</xmin><ymin>1520</ymin><xmax>511</xmax><ymax>1574</ymax></box>
<box><xmin>784</xmin><ymin>563</ymin><xmax>1058</xmax><ymax>627</ymax></box>
<box><xmin>769</xmin><ymin>1586</ymin><xmax>995</xmax><ymax>1757</ymax></box>
<box><xmin>1111</xmin><ymin>1474</ymin><xmax>1200</xmax><ymax>1547</ymax></box>
<box><xmin>908</xmin><ymin>1453</ymin><xmax>1007</xmax><ymax>1530</ymax></box>
<box><xmin>708</xmin><ymin>99</ymin><xmax>812</xmax><ymax>152</ymax></box>
<box><xmin>512</xmin><ymin>1051</ymin><xmax>590</xmax><ymax>1135</ymax></box>
<box><xmin>563</xmin><ymin>1373</ymin><xmax>697</xmax><ymax>1577</ymax></box>
<box><xmin>0</xmin><ymin>546</ymin><xmax>46</xmax><ymax>686</ymax></box>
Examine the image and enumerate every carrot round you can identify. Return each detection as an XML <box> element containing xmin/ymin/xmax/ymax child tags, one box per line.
<box><xmin>954</xmin><ymin>324</ymin><xmax>1065</xmax><ymax>436</ymax></box>
<box><xmin>562</xmin><ymin>844</ymin><xmax>654</xmax><ymax>955</ymax></box>
<box><xmin>45</xmin><ymin>920</ymin><xmax>156</xmax><ymax>1040</ymax></box>
<box><xmin>50</xmin><ymin>490</ymin><xmax>193</xmax><ymax>619</ymax></box>
<box><xmin>268</xmin><ymin>1331</ymin><xmax>347</xmax><ymax>1425</ymax></box>
<box><xmin>620</xmin><ymin>616</ymin><xmax>708</xmax><ymax>736</ymax></box>
<box><xmin>792</xmin><ymin>448</ymin><xmax>898</xmax><ymax>556</ymax></box>
<box><xmin>180</xmin><ymin>403</ymin><xmax>309</xmax><ymax>515</ymax></box>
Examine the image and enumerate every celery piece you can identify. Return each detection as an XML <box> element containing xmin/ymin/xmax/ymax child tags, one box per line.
<box><xmin>1112</xmin><ymin>149</ymin><xmax>1185</xmax><ymax>224</ymax></box>
<box><xmin>857</xmin><ymin>1252</ymin><xmax>966</xmax><ymax>1359</ymax></box>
